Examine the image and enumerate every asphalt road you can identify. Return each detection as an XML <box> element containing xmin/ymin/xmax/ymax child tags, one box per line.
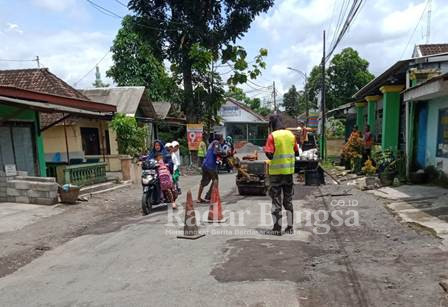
<box><xmin>0</xmin><ymin>173</ymin><xmax>447</xmax><ymax>306</ymax></box>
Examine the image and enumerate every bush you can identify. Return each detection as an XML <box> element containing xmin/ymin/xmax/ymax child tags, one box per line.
<box><xmin>110</xmin><ymin>113</ymin><xmax>147</xmax><ymax>157</ymax></box>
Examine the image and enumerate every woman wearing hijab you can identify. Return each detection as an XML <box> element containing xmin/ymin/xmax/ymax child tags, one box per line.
<box><xmin>148</xmin><ymin>140</ymin><xmax>173</xmax><ymax>172</ymax></box>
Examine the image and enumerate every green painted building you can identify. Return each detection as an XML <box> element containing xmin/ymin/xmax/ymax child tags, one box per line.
<box><xmin>0</xmin><ymin>104</ymin><xmax>46</xmax><ymax>176</ymax></box>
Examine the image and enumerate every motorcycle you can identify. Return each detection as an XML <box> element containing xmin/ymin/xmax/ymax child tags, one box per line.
<box><xmin>141</xmin><ymin>159</ymin><xmax>166</xmax><ymax>215</ymax></box>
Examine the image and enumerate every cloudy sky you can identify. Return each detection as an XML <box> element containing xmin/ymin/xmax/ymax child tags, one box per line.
<box><xmin>0</xmin><ymin>0</ymin><xmax>446</xmax><ymax>101</ymax></box>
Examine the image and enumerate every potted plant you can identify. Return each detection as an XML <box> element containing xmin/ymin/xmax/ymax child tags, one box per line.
<box><xmin>362</xmin><ymin>159</ymin><xmax>377</xmax><ymax>186</ymax></box>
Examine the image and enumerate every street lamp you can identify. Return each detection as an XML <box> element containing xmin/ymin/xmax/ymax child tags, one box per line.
<box><xmin>287</xmin><ymin>67</ymin><xmax>309</xmax><ymax>125</ymax></box>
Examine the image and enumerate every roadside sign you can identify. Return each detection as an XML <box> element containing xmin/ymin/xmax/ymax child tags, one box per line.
<box><xmin>187</xmin><ymin>124</ymin><xmax>204</xmax><ymax>151</ymax></box>
<box><xmin>4</xmin><ymin>164</ymin><xmax>17</xmax><ymax>176</ymax></box>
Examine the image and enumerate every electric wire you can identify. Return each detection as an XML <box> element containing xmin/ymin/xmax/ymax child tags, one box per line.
<box><xmin>399</xmin><ymin>0</ymin><xmax>431</xmax><ymax>59</ymax></box>
<box><xmin>73</xmin><ymin>51</ymin><xmax>110</xmax><ymax>87</ymax></box>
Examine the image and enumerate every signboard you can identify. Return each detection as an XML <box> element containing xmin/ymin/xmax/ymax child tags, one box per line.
<box><xmin>4</xmin><ymin>164</ymin><xmax>17</xmax><ymax>176</ymax></box>
<box><xmin>187</xmin><ymin>124</ymin><xmax>204</xmax><ymax>151</ymax></box>
<box><xmin>221</xmin><ymin>105</ymin><xmax>241</xmax><ymax>118</ymax></box>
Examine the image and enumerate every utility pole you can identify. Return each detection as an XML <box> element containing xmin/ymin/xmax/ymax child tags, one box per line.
<box><xmin>35</xmin><ymin>56</ymin><xmax>40</xmax><ymax>68</ymax></box>
<box><xmin>273</xmin><ymin>81</ymin><xmax>277</xmax><ymax>114</ymax></box>
<box><xmin>320</xmin><ymin>30</ymin><xmax>326</xmax><ymax>161</ymax></box>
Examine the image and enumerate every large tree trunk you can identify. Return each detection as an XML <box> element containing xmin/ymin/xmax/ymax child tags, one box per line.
<box><xmin>182</xmin><ymin>59</ymin><xmax>197</xmax><ymax>124</ymax></box>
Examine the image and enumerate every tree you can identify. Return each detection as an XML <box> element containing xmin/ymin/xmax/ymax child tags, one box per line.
<box><xmin>107</xmin><ymin>16</ymin><xmax>177</xmax><ymax>102</ymax></box>
<box><xmin>110</xmin><ymin>113</ymin><xmax>148</xmax><ymax>157</ymax></box>
<box><xmin>327</xmin><ymin>48</ymin><xmax>374</xmax><ymax>109</ymax></box>
<box><xmin>304</xmin><ymin>47</ymin><xmax>374</xmax><ymax>110</ymax></box>
<box><xmin>127</xmin><ymin>0</ymin><xmax>274</xmax><ymax>123</ymax></box>
<box><xmin>282</xmin><ymin>85</ymin><xmax>306</xmax><ymax>116</ymax></box>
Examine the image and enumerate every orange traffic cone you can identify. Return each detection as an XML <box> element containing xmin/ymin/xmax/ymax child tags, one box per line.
<box><xmin>207</xmin><ymin>183</ymin><xmax>227</xmax><ymax>223</ymax></box>
<box><xmin>177</xmin><ymin>190</ymin><xmax>205</xmax><ymax>240</ymax></box>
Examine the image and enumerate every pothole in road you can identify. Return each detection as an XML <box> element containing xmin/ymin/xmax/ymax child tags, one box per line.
<box><xmin>211</xmin><ymin>238</ymin><xmax>329</xmax><ymax>283</ymax></box>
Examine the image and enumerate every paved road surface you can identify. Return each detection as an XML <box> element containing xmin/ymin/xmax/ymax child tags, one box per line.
<box><xmin>0</xmin><ymin>173</ymin><xmax>447</xmax><ymax>306</ymax></box>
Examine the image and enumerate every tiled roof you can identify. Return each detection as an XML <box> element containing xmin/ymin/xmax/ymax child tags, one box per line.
<box><xmin>0</xmin><ymin>68</ymin><xmax>90</xmax><ymax>127</ymax></box>
<box><xmin>416</xmin><ymin>44</ymin><xmax>448</xmax><ymax>56</ymax></box>
<box><xmin>0</xmin><ymin>68</ymin><xmax>88</xmax><ymax>100</ymax></box>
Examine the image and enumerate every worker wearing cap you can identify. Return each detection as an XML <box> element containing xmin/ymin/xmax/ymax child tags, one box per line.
<box><xmin>264</xmin><ymin>115</ymin><xmax>299</xmax><ymax>236</ymax></box>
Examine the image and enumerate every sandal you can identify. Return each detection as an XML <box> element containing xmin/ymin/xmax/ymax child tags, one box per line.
<box><xmin>196</xmin><ymin>198</ymin><xmax>208</xmax><ymax>204</ymax></box>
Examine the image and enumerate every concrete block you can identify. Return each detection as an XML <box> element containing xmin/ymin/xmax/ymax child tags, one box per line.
<box><xmin>7</xmin><ymin>196</ymin><xmax>16</xmax><ymax>202</ymax></box>
<box><xmin>30</xmin><ymin>197</ymin><xmax>57</xmax><ymax>206</ymax></box>
<box><xmin>17</xmin><ymin>171</ymin><xmax>28</xmax><ymax>176</ymax></box>
<box><xmin>0</xmin><ymin>197</ymin><xmax>7</xmax><ymax>202</ymax></box>
<box><xmin>49</xmin><ymin>191</ymin><xmax>58</xmax><ymax>199</ymax></box>
<box><xmin>8</xmin><ymin>180</ymin><xmax>31</xmax><ymax>190</ymax></box>
<box><xmin>28</xmin><ymin>190</ymin><xmax>49</xmax><ymax>198</ymax></box>
<box><xmin>6</xmin><ymin>188</ymin><xmax>21</xmax><ymax>196</ymax></box>
<box><xmin>15</xmin><ymin>196</ymin><xmax>30</xmax><ymax>204</ymax></box>
<box><xmin>31</xmin><ymin>182</ymin><xmax>58</xmax><ymax>192</ymax></box>
<box><xmin>0</xmin><ymin>171</ymin><xmax>5</xmax><ymax>176</ymax></box>
<box><xmin>16</xmin><ymin>176</ymin><xmax>56</xmax><ymax>183</ymax></box>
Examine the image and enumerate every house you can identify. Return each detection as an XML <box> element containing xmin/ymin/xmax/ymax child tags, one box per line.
<box><xmin>213</xmin><ymin>98</ymin><xmax>268</xmax><ymax>146</ymax></box>
<box><xmin>78</xmin><ymin>86</ymin><xmax>179</xmax><ymax>170</ymax></box>
<box><xmin>352</xmin><ymin>43</ymin><xmax>448</xmax><ymax>176</ymax></box>
<box><xmin>0</xmin><ymin>68</ymin><xmax>117</xmax><ymax>188</ymax></box>
<box><xmin>403</xmin><ymin>73</ymin><xmax>448</xmax><ymax>175</ymax></box>
<box><xmin>0</xmin><ymin>84</ymin><xmax>115</xmax><ymax>204</ymax></box>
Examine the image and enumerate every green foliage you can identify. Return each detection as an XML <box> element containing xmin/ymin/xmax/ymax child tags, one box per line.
<box><xmin>282</xmin><ymin>85</ymin><xmax>306</xmax><ymax>116</ymax></box>
<box><xmin>305</xmin><ymin>47</ymin><xmax>374</xmax><ymax>110</ymax></box>
<box><xmin>110</xmin><ymin>113</ymin><xmax>147</xmax><ymax>157</ymax></box>
<box><xmin>106</xmin><ymin>16</ymin><xmax>177</xmax><ymax>102</ymax></box>
<box><xmin>326</xmin><ymin>117</ymin><xmax>345</xmax><ymax>138</ymax></box>
<box><xmin>127</xmin><ymin>0</ymin><xmax>274</xmax><ymax>123</ymax></box>
<box><xmin>327</xmin><ymin>48</ymin><xmax>374</xmax><ymax>109</ymax></box>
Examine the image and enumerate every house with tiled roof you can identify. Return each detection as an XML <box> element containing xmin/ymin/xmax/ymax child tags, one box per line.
<box><xmin>0</xmin><ymin>68</ymin><xmax>116</xmax><ymax>204</ymax></box>
<box><xmin>412</xmin><ymin>44</ymin><xmax>448</xmax><ymax>58</ymax></box>
<box><xmin>0</xmin><ymin>68</ymin><xmax>124</xmax><ymax>173</ymax></box>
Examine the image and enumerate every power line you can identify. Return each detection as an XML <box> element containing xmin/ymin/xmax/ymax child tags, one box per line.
<box><xmin>85</xmin><ymin>0</ymin><xmax>181</xmax><ymax>31</ymax></box>
<box><xmin>326</xmin><ymin>0</ymin><xmax>364</xmax><ymax>62</ymax></box>
<box><xmin>113</xmin><ymin>0</ymin><xmax>128</xmax><ymax>8</ymax></box>
<box><xmin>400</xmin><ymin>0</ymin><xmax>430</xmax><ymax>59</ymax></box>
<box><xmin>329</xmin><ymin>0</ymin><xmax>350</xmax><ymax>52</ymax></box>
<box><xmin>73</xmin><ymin>51</ymin><xmax>110</xmax><ymax>87</ymax></box>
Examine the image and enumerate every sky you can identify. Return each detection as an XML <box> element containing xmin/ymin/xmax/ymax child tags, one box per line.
<box><xmin>0</xmin><ymin>0</ymin><xmax>447</xmax><ymax>103</ymax></box>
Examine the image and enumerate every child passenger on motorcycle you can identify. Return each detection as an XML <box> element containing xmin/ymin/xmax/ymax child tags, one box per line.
<box><xmin>154</xmin><ymin>153</ymin><xmax>178</xmax><ymax>210</ymax></box>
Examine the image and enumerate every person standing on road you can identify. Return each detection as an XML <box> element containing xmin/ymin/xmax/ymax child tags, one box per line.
<box><xmin>264</xmin><ymin>115</ymin><xmax>299</xmax><ymax>236</ymax></box>
<box><xmin>198</xmin><ymin>138</ymin><xmax>207</xmax><ymax>167</ymax></box>
<box><xmin>197</xmin><ymin>134</ymin><xmax>224</xmax><ymax>204</ymax></box>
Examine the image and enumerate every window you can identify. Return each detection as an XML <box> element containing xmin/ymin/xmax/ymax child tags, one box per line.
<box><xmin>226</xmin><ymin>123</ymin><xmax>247</xmax><ymax>141</ymax></box>
<box><xmin>436</xmin><ymin>107</ymin><xmax>448</xmax><ymax>158</ymax></box>
<box><xmin>81</xmin><ymin>127</ymin><xmax>100</xmax><ymax>155</ymax></box>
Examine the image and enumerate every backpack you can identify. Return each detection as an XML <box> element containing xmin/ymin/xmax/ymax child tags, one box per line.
<box><xmin>158</xmin><ymin>161</ymin><xmax>173</xmax><ymax>190</ymax></box>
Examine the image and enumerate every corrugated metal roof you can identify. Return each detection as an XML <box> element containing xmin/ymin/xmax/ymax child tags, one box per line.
<box><xmin>79</xmin><ymin>87</ymin><xmax>173</xmax><ymax>120</ymax></box>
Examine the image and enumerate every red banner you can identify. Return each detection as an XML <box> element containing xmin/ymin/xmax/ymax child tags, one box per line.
<box><xmin>187</xmin><ymin>124</ymin><xmax>204</xmax><ymax>151</ymax></box>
